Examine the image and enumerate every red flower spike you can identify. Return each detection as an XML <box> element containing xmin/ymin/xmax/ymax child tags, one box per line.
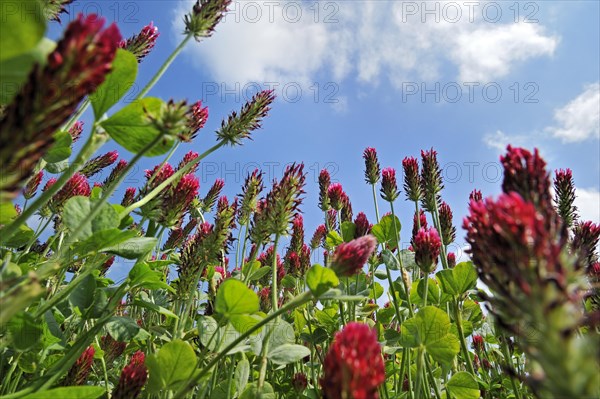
<box><xmin>177</xmin><ymin>150</ymin><xmax>200</xmax><ymax>173</ymax></box>
<box><xmin>411</xmin><ymin>209</ymin><xmax>428</xmax><ymax>243</ymax></box>
<box><xmin>328</xmin><ymin>183</ymin><xmax>344</xmax><ymax>211</ymax></box>
<box><xmin>413</xmin><ymin>227</ymin><xmax>441</xmax><ymax>274</ymax></box>
<box><xmin>554</xmin><ymin>168</ymin><xmax>578</xmax><ymax>228</ymax></box>
<box><xmin>447</xmin><ymin>252</ymin><xmax>456</xmax><ymax>268</ymax></box>
<box><xmin>69</xmin><ymin>121</ymin><xmax>84</xmax><ymax>142</ymax></box>
<box><xmin>363</xmin><ymin>147</ymin><xmax>381</xmax><ymax>185</ymax></box>
<box><xmin>354</xmin><ymin>212</ymin><xmax>372</xmax><ymax>238</ymax></box>
<box><xmin>469</xmin><ymin>189</ymin><xmax>483</xmax><ymax>202</ymax></box>
<box><xmin>201</xmin><ymin>179</ymin><xmax>225</xmax><ymax>213</ymax></box>
<box><xmin>420</xmin><ymin>148</ymin><xmax>443</xmax><ymax>212</ymax></box>
<box><xmin>292</xmin><ymin>372</ymin><xmax>308</xmax><ymax>392</ymax></box>
<box><xmin>380</xmin><ymin>167</ymin><xmax>399</xmax><ymax>202</ymax></box>
<box><xmin>112</xmin><ymin>351</ymin><xmax>148</xmax><ymax>399</ymax></box>
<box><xmin>438</xmin><ymin>201</ymin><xmax>456</xmax><ymax>245</ymax></box>
<box><xmin>50</xmin><ymin>173</ymin><xmax>90</xmax><ymax>211</ymax></box>
<box><xmin>64</xmin><ymin>345</ymin><xmax>95</xmax><ymax>386</ymax></box>
<box><xmin>23</xmin><ymin>171</ymin><xmax>43</xmax><ymax>200</ymax></box>
<box><xmin>0</xmin><ymin>14</ymin><xmax>120</xmax><ymax>202</ymax></box>
<box><xmin>121</xmin><ymin>187</ymin><xmax>136</xmax><ymax>207</ymax></box>
<box><xmin>319</xmin><ymin>169</ymin><xmax>332</xmax><ymax>211</ymax></box>
<box><xmin>119</xmin><ymin>22</ymin><xmax>159</xmax><ymax>62</ymax></box>
<box><xmin>310</xmin><ymin>224</ymin><xmax>327</xmax><ymax>250</ymax></box>
<box><xmin>80</xmin><ymin>150</ymin><xmax>119</xmax><ymax>178</ymax></box>
<box><xmin>321</xmin><ymin>322</ymin><xmax>385</xmax><ymax>399</ymax></box>
<box><xmin>331</xmin><ymin>235</ymin><xmax>377</xmax><ymax>277</ymax></box>
<box><xmin>472</xmin><ymin>335</ymin><xmax>485</xmax><ymax>351</ymax></box>
<box><xmin>402</xmin><ymin>156</ymin><xmax>421</xmax><ymax>202</ymax></box>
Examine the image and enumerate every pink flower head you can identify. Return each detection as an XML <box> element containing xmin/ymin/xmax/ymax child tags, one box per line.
<box><xmin>363</xmin><ymin>147</ymin><xmax>381</xmax><ymax>185</ymax></box>
<box><xmin>438</xmin><ymin>201</ymin><xmax>456</xmax><ymax>245</ymax></box>
<box><xmin>183</xmin><ymin>101</ymin><xmax>209</xmax><ymax>141</ymax></box>
<box><xmin>51</xmin><ymin>173</ymin><xmax>90</xmax><ymax>210</ymax></box>
<box><xmin>413</xmin><ymin>227</ymin><xmax>441</xmax><ymax>273</ymax></box>
<box><xmin>447</xmin><ymin>252</ymin><xmax>456</xmax><ymax>268</ymax></box>
<box><xmin>177</xmin><ymin>150</ymin><xmax>200</xmax><ymax>173</ymax></box>
<box><xmin>310</xmin><ymin>224</ymin><xmax>327</xmax><ymax>250</ymax></box>
<box><xmin>472</xmin><ymin>335</ymin><xmax>485</xmax><ymax>351</ymax></box>
<box><xmin>328</xmin><ymin>182</ymin><xmax>344</xmax><ymax>211</ymax></box>
<box><xmin>402</xmin><ymin>156</ymin><xmax>421</xmax><ymax>202</ymax></box>
<box><xmin>69</xmin><ymin>121</ymin><xmax>84</xmax><ymax>142</ymax></box>
<box><xmin>412</xmin><ymin>209</ymin><xmax>428</xmax><ymax>242</ymax></box>
<box><xmin>380</xmin><ymin>167</ymin><xmax>399</xmax><ymax>202</ymax></box>
<box><xmin>121</xmin><ymin>187</ymin><xmax>136</xmax><ymax>207</ymax></box>
<box><xmin>469</xmin><ymin>189</ymin><xmax>483</xmax><ymax>202</ymax></box>
<box><xmin>112</xmin><ymin>351</ymin><xmax>148</xmax><ymax>399</ymax></box>
<box><xmin>321</xmin><ymin>322</ymin><xmax>385</xmax><ymax>399</ymax></box>
<box><xmin>331</xmin><ymin>235</ymin><xmax>377</xmax><ymax>277</ymax></box>
<box><xmin>23</xmin><ymin>171</ymin><xmax>44</xmax><ymax>199</ymax></box>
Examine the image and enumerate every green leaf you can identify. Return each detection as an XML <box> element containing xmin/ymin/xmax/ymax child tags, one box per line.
<box><xmin>239</xmin><ymin>382</ymin><xmax>275</xmax><ymax>399</ymax></box>
<box><xmin>341</xmin><ymin>221</ymin><xmax>356</xmax><ymax>242</ymax></box>
<box><xmin>90</xmin><ymin>49</ymin><xmax>138</xmax><ymax>118</ymax></box>
<box><xmin>69</xmin><ymin>274</ymin><xmax>96</xmax><ymax>313</ymax></box>
<box><xmin>325</xmin><ymin>230</ymin><xmax>343</xmax><ymax>247</ymax></box>
<box><xmin>399</xmin><ymin>249</ymin><xmax>417</xmax><ymax>269</ymax></box>
<box><xmin>0</xmin><ymin>0</ymin><xmax>45</xmax><ymax>62</ymax></box>
<box><xmin>267</xmin><ymin>344</ymin><xmax>311</xmax><ymax>365</ymax></box>
<box><xmin>248</xmin><ymin>266</ymin><xmax>271</xmax><ymax>281</ymax></box>
<box><xmin>446</xmin><ymin>371</ymin><xmax>480</xmax><ymax>399</ymax></box>
<box><xmin>104</xmin><ymin>236</ymin><xmax>158</xmax><ymax>259</ymax></box>
<box><xmin>21</xmin><ymin>386</ymin><xmax>105</xmax><ymax>399</ymax></box>
<box><xmin>306</xmin><ymin>264</ymin><xmax>339</xmax><ymax>297</ymax></box>
<box><xmin>129</xmin><ymin>262</ymin><xmax>172</xmax><ymax>291</ymax></box>
<box><xmin>230</xmin><ymin>314</ymin><xmax>262</xmax><ymax>335</ymax></box>
<box><xmin>43</xmin><ymin>131</ymin><xmax>72</xmax><ymax>163</ymax></box>
<box><xmin>44</xmin><ymin>159</ymin><xmax>69</xmax><ymax>174</ymax></box>
<box><xmin>436</xmin><ymin>262</ymin><xmax>477</xmax><ymax>296</ymax></box>
<box><xmin>100</xmin><ymin>97</ymin><xmax>173</xmax><ymax>156</ymax></box>
<box><xmin>8</xmin><ymin>312</ymin><xmax>43</xmax><ymax>351</ymax></box>
<box><xmin>371</xmin><ymin>215</ymin><xmax>400</xmax><ymax>250</ymax></box>
<box><xmin>399</xmin><ymin>306</ymin><xmax>460</xmax><ymax>365</ymax></box>
<box><xmin>133</xmin><ymin>299</ymin><xmax>179</xmax><ymax>320</ymax></box>
<box><xmin>146</xmin><ymin>340</ymin><xmax>197</xmax><ymax>393</ymax></box>
<box><xmin>106</xmin><ymin>316</ymin><xmax>146</xmax><ymax>342</ymax></box>
<box><xmin>382</xmin><ymin>249</ymin><xmax>399</xmax><ymax>271</ymax></box>
<box><xmin>0</xmin><ymin>203</ymin><xmax>34</xmax><ymax>247</ymax></box>
<box><xmin>0</xmin><ymin>38</ymin><xmax>55</xmax><ymax>105</ymax></box>
<box><xmin>73</xmin><ymin>228</ymin><xmax>138</xmax><ymax>255</ymax></box>
<box><xmin>215</xmin><ymin>279</ymin><xmax>260</xmax><ymax>317</ymax></box>
<box><xmin>235</xmin><ymin>357</ymin><xmax>250</xmax><ymax>394</ymax></box>
<box><xmin>62</xmin><ymin>196</ymin><xmax>120</xmax><ymax>240</ymax></box>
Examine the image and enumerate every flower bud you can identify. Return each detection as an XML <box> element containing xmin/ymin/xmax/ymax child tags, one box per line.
<box><xmin>331</xmin><ymin>235</ymin><xmax>377</xmax><ymax>277</ymax></box>
<box><xmin>363</xmin><ymin>147</ymin><xmax>381</xmax><ymax>185</ymax></box>
<box><xmin>380</xmin><ymin>167</ymin><xmax>399</xmax><ymax>202</ymax></box>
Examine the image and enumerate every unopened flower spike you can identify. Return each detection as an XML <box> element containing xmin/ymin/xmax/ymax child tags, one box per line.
<box><xmin>438</xmin><ymin>201</ymin><xmax>456</xmax><ymax>245</ymax></box>
<box><xmin>80</xmin><ymin>150</ymin><xmax>118</xmax><ymax>178</ymax></box>
<box><xmin>103</xmin><ymin>159</ymin><xmax>128</xmax><ymax>187</ymax></box>
<box><xmin>184</xmin><ymin>0</ymin><xmax>232</xmax><ymax>41</ymax></box>
<box><xmin>402</xmin><ymin>156</ymin><xmax>421</xmax><ymax>202</ymax></box>
<box><xmin>328</xmin><ymin>183</ymin><xmax>345</xmax><ymax>211</ymax></box>
<box><xmin>119</xmin><ymin>22</ymin><xmax>159</xmax><ymax>62</ymax></box>
<box><xmin>23</xmin><ymin>171</ymin><xmax>43</xmax><ymax>200</ymax></box>
<box><xmin>363</xmin><ymin>147</ymin><xmax>381</xmax><ymax>185</ymax></box>
<box><xmin>354</xmin><ymin>212</ymin><xmax>372</xmax><ymax>237</ymax></box>
<box><xmin>318</xmin><ymin>169</ymin><xmax>331</xmax><ymax>211</ymax></box>
<box><xmin>200</xmin><ymin>179</ymin><xmax>225</xmax><ymax>213</ymax></box>
<box><xmin>111</xmin><ymin>351</ymin><xmax>148</xmax><ymax>399</ymax></box>
<box><xmin>553</xmin><ymin>168</ymin><xmax>578</xmax><ymax>228</ymax></box>
<box><xmin>420</xmin><ymin>148</ymin><xmax>443</xmax><ymax>212</ymax></box>
<box><xmin>180</xmin><ymin>101</ymin><xmax>209</xmax><ymax>142</ymax></box>
<box><xmin>216</xmin><ymin>90</ymin><xmax>275</xmax><ymax>146</ymax></box>
<box><xmin>43</xmin><ymin>0</ymin><xmax>75</xmax><ymax>22</ymax></box>
<box><xmin>238</xmin><ymin>169</ymin><xmax>264</xmax><ymax>225</ymax></box>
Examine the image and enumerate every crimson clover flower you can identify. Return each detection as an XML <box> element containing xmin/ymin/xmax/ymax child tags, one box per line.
<box><xmin>438</xmin><ymin>201</ymin><xmax>456</xmax><ymax>245</ymax></box>
<box><xmin>420</xmin><ymin>148</ymin><xmax>443</xmax><ymax>212</ymax></box>
<box><xmin>216</xmin><ymin>90</ymin><xmax>275</xmax><ymax>146</ymax></box>
<box><xmin>50</xmin><ymin>173</ymin><xmax>91</xmax><ymax>212</ymax></box>
<box><xmin>402</xmin><ymin>156</ymin><xmax>421</xmax><ymax>202</ymax></box>
<box><xmin>80</xmin><ymin>150</ymin><xmax>119</xmax><ymax>178</ymax></box>
<box><xmin>319</xmin><ymin>169</ymin><xmax>332</xmax><ymax>211</ymax></box>
<box><xmin>63</xmin><ymin>345</ymin><xmax>95</xmax><ymax>386</ymax></box>
<box><xmin>119</xmin><ymin>22</ymin><xmax>159</xmax><ymax>62</ymax></box>
<box><xmin>310</xmin><ymin>224</ymin><xmax>327</xmax><ymax>250</ymax></box>
<box><xmin>330</xmin><ymin>235</ymin><xmax>377</xmax><ymax>277</ymax></box>
<box><xmin>354</xmin><ymin>212</ymin><xmax>372</xmax><ymax>238</ymax></box>
<box><xmin>264</xmin><ymin>163</ymin><xmax>305</xmax><ymax>236</ymax></box>
<box><xmin>23</xmin><ymin>171</ymin><xmax>43</xmax><ymax>200</ymax></box>
<box><xmin>184</xmin><ymin>0</ymin><xmax>232</xmax><ymax>41</ymax></box>
<box><xmin>0</xmin><ymin>14</ymin><xmax>120</xmax><ymax>202</ymax></box>
<box><xmin>112</xmin><ymin>351</ymin><xmax>148</xmax><ymax>399</ymax></box>
<box><xmin>553</xmin><ymin>168</ymin><xmax>578</xmax><ymax>228</ymax></box>
<box><xmin>102</xmin><ymin>159</ymin><xmax>128</xmax><ymax>187</ymax></box>
<box><xmin>321</xmin><ymin>322</ymin><xmax>385</xmax><ymax>399</ymax></box>
<box><xmin>363</xmin><ymin>147</ymin><xmax>381</xmax><ymax>185</ymax></box>
<box><xmin>238</xmin><ymin>169</ymin><xmax>264</xmax><ymax>225</ymax></box>
<box><xmin>327</xmin><ymin>183</ymin><xmax>345</xmax><ymax>211</ymax></box>
<box><xmin>413</xmin><ymin>227</ymin><xmax>441</xmax><ymax>273</ymax></box>
<box><xmin>411</xmin><ymin>209</ymin><xmax>428</xmax><ymax>244</ymax></box>
<box><xmin>380</xmin><ymin>167</ymin><xmax>399</xmax><ymax>202</ymax></box>
<box><xmin>469</xmin><ymin>189</ymin><xmax>483</xmax><ymax>202</ymax></box>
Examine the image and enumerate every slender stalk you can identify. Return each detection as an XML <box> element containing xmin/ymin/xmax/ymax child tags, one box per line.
<box><xmin>453</xmin><ymin>299</ymin><xmax>476</xmax><ymax>375</ymax></box>
<box><xmin>500</xmin><ymin>336</ymin><xmax>522</xmax><ymax>399</ymax></box>
<box><xmin>371</xmin><ymin>184</ymin><xmax>380</xmax><ymax>223</ymax></box>
<box><xmin>0</xmin><ymin>130</ymin><xmax>108</xmax><ymax>245</ymax></box>
<box><xmin>271</xmin><ymin>234</ymin><xmax>280</xmax><ymax>311</ymax></box>
<box><xmin>135</xmin><ymin>35</ymin><xmax>193</xmax><ymax>100</ymax></box>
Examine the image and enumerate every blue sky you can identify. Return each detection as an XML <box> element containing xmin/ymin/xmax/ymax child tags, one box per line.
<box><xmin>50</xmin><ymin>1</ymin><xmax>599</xmax><ymax>265</ymax></box>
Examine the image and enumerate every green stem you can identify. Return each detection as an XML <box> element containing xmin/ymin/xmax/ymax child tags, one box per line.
<box><xmin>172</xmin><ymin>291</ymin><xmax>313</xmax><ymax>399</ymax></box>
<box><xmin>371</xmin><ymin>184</ymin><xmax>380</xmax><ymax>223</ymax></box>
<box><xmin>453</xmin><ymin>299</ymin><xmax>476</xmax><ymax>375</ymax></box>
<box><xmin>0</xmin><ymin>130</ymin><xmax>108</xmax><ymax>245</ymax></box>
<box><xmin>271</xmin><ymin>234</ymin><xmax>280</xmax><ymax>311</ymax></box>
<box><xmin>501</xmin><ymin>336</ymin><xmax>522</xmax><ymax>399</ymax></box>
<box><xmin>135</xmin><ymin>35</ymin><xmax>193</xmax><ymax>100</ymax></box>
<box><xmin>414</xmin><ymin>347</ymin><xmax>425</xmax><ymax>399</ymax></box>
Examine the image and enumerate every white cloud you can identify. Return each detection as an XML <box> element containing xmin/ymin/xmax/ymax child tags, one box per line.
<box><xmin>575</xmin><ymin>187</ymin><xmax>600</xmax><ymax>223</ymax></box>
<box><xmin>174</xmin><ymin>1</ymin><xmax>558</xmax><ymax>96</ymax></box>
<box><xmin>548</xmin><ymin>83</ymin><xmax>600</xmax><ymax>142</ymax></box>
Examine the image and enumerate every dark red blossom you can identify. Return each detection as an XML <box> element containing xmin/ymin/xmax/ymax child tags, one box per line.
<box><xmin>121</xmin><ymin>187</ymin><xmax>136</xmax><ymax>207</ymax></box>
<box><xmin>264</xmin><ymin>163</ymin><xmax>305</xmax><ymax>236</ymax></box>
<box><xmin>321</xmin><ymin>322</ymin><xmax>385</xmax><ymax>399</ymax></box>
<box><xmin>64</xmin><ymin>345</ymin><xmax>95</xmax><ymax>386</ymax></box>
<box><xmin>292</xmin><ymin>372</ymin><xmax>308</xmax><ymax>392</ymax></box>
<box><xmin>119</xmin><ymin>22</ymin><xmax>159</xmax><ymax>62</ymax></box>
<box><xmin>354</xmin><ymin>212</ymin><xmax>372</xmax><ymax>237</ymax></box>
<box><xmin>310</xmin><ymin>224</ymin><xmax>327</xmax><ymax>250</ymax></box>
<box><xmin>102</xmin><ymin>159</ymin><xmax>128</xmax><ymax>187</ymax></box>
<box><xmin>112</xmin><ymin>351</ymin><xmax>148</xmax><ymax>399</ymax></box>
<box><xmin>380</xmin><ymin>167</ymin><xmax>399</xmax><ymax>202</ymax></box>
<box><xmin>181</xmin><ymin>101</ymin><xmax>209</xmax><ymax>142</ymax></box>
<box><xmin>23</xmin><ymin>171</ymin><xmax>43</xmax><ymax>199</ymax></box>
<box><xmin>200</xmin><ymin>179</ymin><xmax>225</xmax><ymax>213</ymax></box>
<box><xmin>331</xmin><ymin>235</ymin><xmax>377</xmax><ymax>277</ymax></box>
<box><xmin>100</xmin><ymin>334</ymin><xmax>126</xmax><ymax>364</ymax></box>
<box><xmin>572</xmin><ymin>221</ymin><xmax>600</xmax><ymax>270</ymax></box>
<box><xmin>402</xmin><ymin>156</ymin><xmax>421</xmax><ymax>202</ymax></box>
<box><xmin>328</xmin><ymin>183</ymin><xmax>345</xmax><ymax>211</ymax></box>
<box><xmin>238</xmin><ymin>169</ymin><xmax>264</xmax><ymax>224</ymax></box>
<box><xmin>177</xmin><ymin>151</ymin><xmax>200</xmax><ymax>173</ymax></box>
<box><xmin>447</xmin><ymin>252</ymin><xmax>456</xmax><ymax>268</ymax></box>
<box><xmin>69</xmin><ymin>121</ymin><xmax>84</xmax><ymax>142</ymax></box>
<box><xmin>469</xmin><ymin>189</ymin><xmax>483</xmax><ymax>202</ymax></box>
<box><xmin>412</xmin><ymin>210</ymin><xmax>428</xmax><ymax>242</ymax></box>
<box><xmin>438</xmin><ymin>201</ymin><xmax>456</xmax><ymax>245</ymax></box>
<box><xmin>51</xmin><ymin>173</ymin><xmax>91</xmax><ymax>211</ymax></box>
<box><xmin>413</xmin><ymin>227</ymin><xmax>441</xmax><ymax>273</ymax></box>
<box><xmin>340</xmin><ymin>193</ymin><xmax>353</xmax><ymax>222</ymax></box>
<box><xmin>0</xmin><ymin>14</ymin><xmax>121</xmax><ymax>202</ymax></box>
<box><xmin>472</xmin><ymin>335</ymin><xmax>485</xmax><ymax>351</ymax></box>
<box><xmin>363</xmin><ymin>147</ymin><xmax>381</xmax><ymax>185</ymax></box>
<box><xmin>81</xmin><ymin>150</ymin><xmax>119</xmax><ymax>178</ymax></box>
